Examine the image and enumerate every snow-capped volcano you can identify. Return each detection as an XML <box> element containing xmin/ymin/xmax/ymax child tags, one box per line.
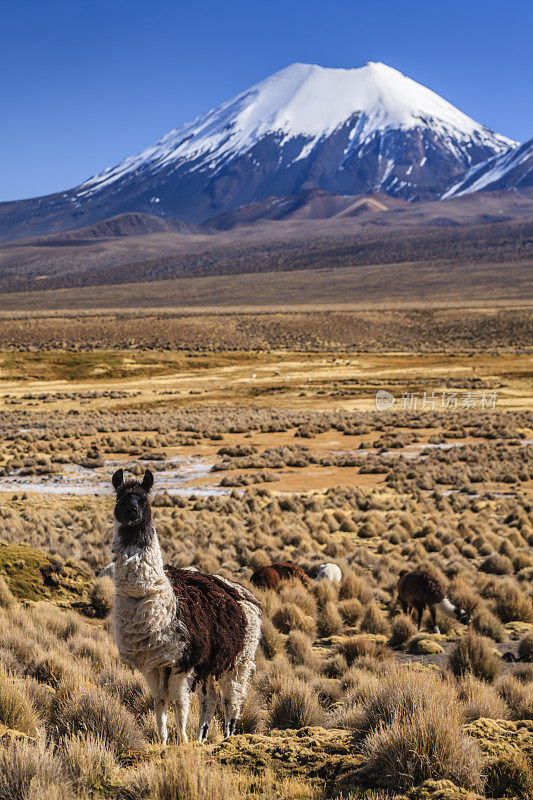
<box><xmin>0</xmin><ymin>61</ymin><xmax>517</xmax><ymax>241</ymax></box>
<box><xmin>77</xmin><ymin>62</ymin><xmax>513</xmax><ymax>204</ymax></box>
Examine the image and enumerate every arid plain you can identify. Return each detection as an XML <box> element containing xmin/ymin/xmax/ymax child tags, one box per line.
<box><xmin>0</xmin><ymin>300</ymin><xmax>531</xmax><ymax>800</ymax></box>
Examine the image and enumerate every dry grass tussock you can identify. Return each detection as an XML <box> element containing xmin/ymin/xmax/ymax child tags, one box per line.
<box><xmin>448</xmin><ymin>632</ymin><xmax>502</xmax><ymax>683</ymax></box>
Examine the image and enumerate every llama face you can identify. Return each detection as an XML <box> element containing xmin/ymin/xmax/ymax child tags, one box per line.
<box><xmin>112</xmin><ymin>469</ymin><xmax>155</xmax><ymax>547</ymax></box>
<box><xmin>454</xmin><ymin>604</ymin><xmax>470</xmax><ymax>625</ymax></box>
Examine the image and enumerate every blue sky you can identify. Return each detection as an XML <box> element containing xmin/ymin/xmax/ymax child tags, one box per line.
<box><xmin>1</xmin><ymin>0</ymin><xmax>532</xmax><ymax>201</ymax></box>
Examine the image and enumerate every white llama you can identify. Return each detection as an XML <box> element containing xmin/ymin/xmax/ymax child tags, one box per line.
<box><xmin>111</xmin><ymin>468</ymin><xmax>262</xmax><ymax>745</ymax></box>
<box><xmin>315</xmin><ymin>563</ymin><xmax>342</xmax><ymax>583</ymax></box>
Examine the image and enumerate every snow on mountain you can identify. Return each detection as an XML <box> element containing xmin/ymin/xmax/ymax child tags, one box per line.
<box><xmin>443</xmin><ymin>137</ymin><xmax>532</xmax><ymax>197</ymax></box>
<box><xmin>0</xmin><ymin>61</ymin><xmax>518</xmax><ymax>241</ymax></box>
<box><xmin>78</xmin><ymin>61</ymin><xmax>513</xmax><ymax>198</ymax></box>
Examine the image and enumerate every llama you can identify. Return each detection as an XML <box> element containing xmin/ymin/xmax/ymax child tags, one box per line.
<box><xmin>315</xmin><ymin>563</ymin><xmax>342</xmax><ymax>583</ymax></box>
<box><xmin>111</xmin><ymin>468</ymin><xmax>262</xmax><ymax>745</ymax></box>
<box><xmin>397</xmin><ymin>569</ymin><xmax>469</xmax><ymax>634</ymax></box>
<box><xmin>250</xmin><ymin>561</ymin><xmax>311</xmax><ymax>590</ymax></box>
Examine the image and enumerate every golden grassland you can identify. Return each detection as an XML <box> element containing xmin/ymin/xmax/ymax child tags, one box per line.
<box><xmin>0</xmin><ymin>344</ymin><xmax>531</xmax><ymax>799</ymax></box>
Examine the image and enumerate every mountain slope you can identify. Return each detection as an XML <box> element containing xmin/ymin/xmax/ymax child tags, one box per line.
<box><xmin>207</xmin><ymin>190</ymin><xmax>408</xmax><ymax>229</ymax></box>
<box><xmin>0</xmin><ymin>62</ymin><xmax>515</xmax><ymax>241</ymax></box>
<box><xmin>443</xmin><ymin>138</ymin><xmax>532</xmax><ymax>197</ymax></box>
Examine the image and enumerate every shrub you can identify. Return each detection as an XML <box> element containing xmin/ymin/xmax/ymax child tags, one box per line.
<box><xmin>0</xmin><ymin>576</ymin><xmax>16</xmax><ymax>609</ymax></box>
<box><xmin>269</xmin><ymin>677</ymin><xmax>325</xmax><ymax>729</ymax></box>
<box><xmin>89</xmin><ymin>577</ymin><xmax>115</xmax><ymax>618</ymax></box>
<box><xmin>98</xmin><ymin>664</ymin><xmax>152</xmax><ymax>717</ymax></box>
<box><xmin>456</xmin><ymin>675</ymin><xmax>509</xmax><ymax>722</ymax></box>
<box><xmin>0</xmin><ymin>665</ymin><xmax>40</xmax><ymax>736</ymax></box>
<box><xmin>0</xmin><ymin>739</ymin><xmax>72</xmax><ymax>800</ymax></box>
<box><xmin>312</xmin><ymin>579</ymin><xmax>338</xmax><ymax>605</ymax></box>
<box><xmin>272</xmin><ymin>603</ymin><xmax>316</xmax><ymax>636</ymax></box>
<box><xmin>357</xmin><ymin>713</ymin><xmax>483</xmax><ymax>791</ymax></box>
<box><xmin>514</xmin><ymin>662</ymin><xmax>533</xmax><ymax>684</ymax></box>
<box><xmin>260</xmin><ymin>617</ymin><xmax>285</xmax><ymax>659</ymax></box>
<box><xmin>50</xmin><ymin>684</ymin><xmax>145</xmax><ymax>753</ymax></box>
<box><xmin>60</xmin><ymin>733</ymin><xmax>118</xmax><ymax>791</ymax></box>
<box><xmin>354</xmin><ymin>668</ymin><xmax>483</xmax><ymax>792</ymax></box>
<box><xmin>351</xmin><ymin>664</ymin><xmax>455</xmax><ymax>738</ymax></box>
<box><xmin>448</xmin><ymin>632</ymin><xmax>501</xmax><ymax>682</ymax></box>
<box><xmin>518</xmin><ymin>631</ymin><xmax>533</xmax><ymax>661</ymax></box>
<box><xmin>322</xmin><ymin>653</ymin><xmax>348</xmax><ymax>678</ymax></box>
<box><xmin>494</xmin><ymin>583</ymin><xmax>533</xmax><ymax>622</ymax></box>
<box><xmin>119</xmin><ymin>746</ymin><xmax>244</xmax><ymax>800</ymax></box>
<box><xmin>389</xmin><ymin>614</ymin><xmax>417</xmax><ymax>649</ymax></box>
<box><xmin>339</xmin><ymin>573</ymin><xmax>372</xmax><ymax>603</ymax></box>
<box><xmin>29</xmin><ymin>652</ymin><xmax>74</xmax><ymax>689</ymax></box>
<box><xmin>497</xmin><ymin>676</ymin><xmax>533</xmax><ymax>719</ymax></box>
<box><xmin>279</xmin><ymin>581</ymin><xmax>317</xmax><ymax>617</ymax></box>
<box><xmin>360</xmin><ymin>604</ymin><xmax>390</xmax><ymax>636</ymax></box>
<box><xmin>317</xmin><ymin>602</ymin><xmax>342</xmax><ymax>636</ymax></box>
<box><xmin>235</xmin><ymin>687</ymin><xmax>265</xmax><ymax>734</ymax></box>
<box><xmin>285</xmin><ymin>630</ymin><xmax>319</xmax><ymax>668</ymax></box>
<box><xmin>337</xmin><ymin>636</ymin><xmax>392</xmax><ymax>666</ymax></box>
<box><xmin>338</xmin><ymin>598</ymin><xmax>363</xmax><ymax>625</ymax></box>
<box><xmin>485</xmin><ymin>751</ymin><xmax>533</xmax><ymax>799</ymax></box>
<box><xmin>254</xmin><ymin>655</ymin><xmax>292</xmax><ymax>702</ymax></box>
<box><xmin>472</xmin><ymin>608</ymin><xmax>506</xmax><ymax>642</ymax></box>
<box><xmin>514</xmin><ymin>551</ymin><xmax>533</xmax><ymax>571</ymax></box>
<box><xmin>480</xmin><ymin>554</ymin><xmax>514</xmax><ymax>575</ymax></box>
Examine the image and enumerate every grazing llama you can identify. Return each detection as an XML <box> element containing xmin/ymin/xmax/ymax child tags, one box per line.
<box><xmin>250</xmin><ymin>561</ymin><xmax>311</xmax><ymax>590</ymax></box>
<box><xmin>397</xmin><ymin>569</ymin><xmax>469</xmax><ymax>634</ymax></box>
<box><xmin>111</xmin><ymin>468</ymin><xmax>262</xmax><ymax>745</ymax></box>
<box><xmin>316</xmin><ymin>563</ymin><xmax>342</xmax><ymax>583</ymax></box>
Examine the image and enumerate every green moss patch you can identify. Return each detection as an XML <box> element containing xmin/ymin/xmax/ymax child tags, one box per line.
<box><xmin>210</xmin><ymin>726</ymin><xmax>361</xmax><ymax>786</ymax></box>
<box><xmin>0</xmin><ymin>543</ymin><xmax>92</xmax><ymax>604</ymax></box>
<box><xmin>464</xmin><ymin>718</ymin><xmax>533</xmax><ymax>762</ymax></box>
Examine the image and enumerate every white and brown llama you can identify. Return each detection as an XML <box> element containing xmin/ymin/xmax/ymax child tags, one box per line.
<box><xmin>111</xmin><ymin>468</ymin><xmax>262</xmax><ymax>745</ymax></box>
<box><xmin>397</xmin><ymin>569</ymin><xmax>469</xmax><ymax>634</ymax></box>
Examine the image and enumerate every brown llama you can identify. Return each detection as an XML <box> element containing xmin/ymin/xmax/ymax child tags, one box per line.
<box><xmin>250</xmin><ymin>562</ymin><xmax>312</xmax><ymax>590</ymax></box>
<box><xmin>397</xmin><ymin>569</ymin><xmax>469</xmax><ymax>634</ymax></box>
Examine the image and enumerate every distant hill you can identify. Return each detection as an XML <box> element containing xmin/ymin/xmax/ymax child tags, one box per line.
<box><xmin>13</xmin><ymin>212</ymin><xmax>204</xmax><ymax>245</ymax></box>
<box><xmin>54</xmin><ymin>212</ymin><xmax>204</xmax><ymax>240</ymax></box>
<box><xmin>1</xmin><ymin>190</ymin><xmax>533</xmax><ymax>295</ymax></box>
<box><xmin>207</xmin><ymin>190</ymin><xmax>408</xmax><ymax>229</ymax></box>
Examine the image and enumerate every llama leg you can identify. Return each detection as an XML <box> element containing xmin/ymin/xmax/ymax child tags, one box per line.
<box><xmin>429</xmin><ymin>606</ymin><xmax>440</xmax><ymax>634</ymax></box>
<box><xmin>415</xmin><ymin>604</ymin><xmax>424</xmax><ymax>630</ymax></box>
<box><xmin>154</xmin><ymin>697</ymin><xmax>168</xmax><ymax>746</ymax></box>
<box><xmin>197</xmin><ymin>676</ymin><xmax>217</xmax><ymax>742</ymax></box>
<box><xmin>219</xmin><ymin>662</ymin><xmax>252</xmax><ymax>737</ymax></box>
<box><xmin>142</xmin><ymin>667</ymin><xmax>169</xmax><ymax>746</ymax></box>
<box><xmin>400</xmin><ymin>599</ymin><xmax>408</xmax><ymax>614</ymax></box>
<box><xmin>169</xmin><ymin>671</ymin><xmax>191</xmax><ymax>744</ymax></box>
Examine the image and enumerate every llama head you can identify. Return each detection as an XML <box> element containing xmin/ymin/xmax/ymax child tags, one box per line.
<box><xmin>454</xmin><ymin>603</ymin><xmax>470</xmax><ymax>625</ymax></box>
<box><xmin>112</xmin><ymin>469</ymin><xmax>155</xmax><ymax>547</ymax></box>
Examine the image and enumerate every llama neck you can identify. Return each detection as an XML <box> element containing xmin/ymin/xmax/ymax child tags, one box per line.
<box><xmin>436</xmin><ymin>597</ymin><xmax>457</xmax><ymax>619</ymax></box>
<box><xmin>112</xmin><ymin>519</ymin><xmax>182</xmax><ymax>671</ymax></box>
<box><xmin>112</xmin><ymin>520</ymin><xmax>174</xmax><ymax>603</ymax></box>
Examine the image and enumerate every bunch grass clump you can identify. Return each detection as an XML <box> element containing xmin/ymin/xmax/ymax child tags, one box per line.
<box><xmin>269</xmin><ymin>677</ymin><xmax>325</xmax><ymax>729</ymax></box>
<box><xmin>448</xmin><ymin>632</ymin><xmax>501</xmax><ymax>683</ymax></box>
<box><xmin>353</xmin><ymin>664</ymin><xmax>483</xmax><ymax>792</ymax></box>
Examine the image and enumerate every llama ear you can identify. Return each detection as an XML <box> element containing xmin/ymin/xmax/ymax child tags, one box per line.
<box><xmin>142</xmin><ymin>469</ymin><xmax>154</xmax><ymax>493</ymax></box>
<box><xmin>112</xmin><ymin>469</ymin><xmax>124</xmax><ymax>491</ymax></box>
